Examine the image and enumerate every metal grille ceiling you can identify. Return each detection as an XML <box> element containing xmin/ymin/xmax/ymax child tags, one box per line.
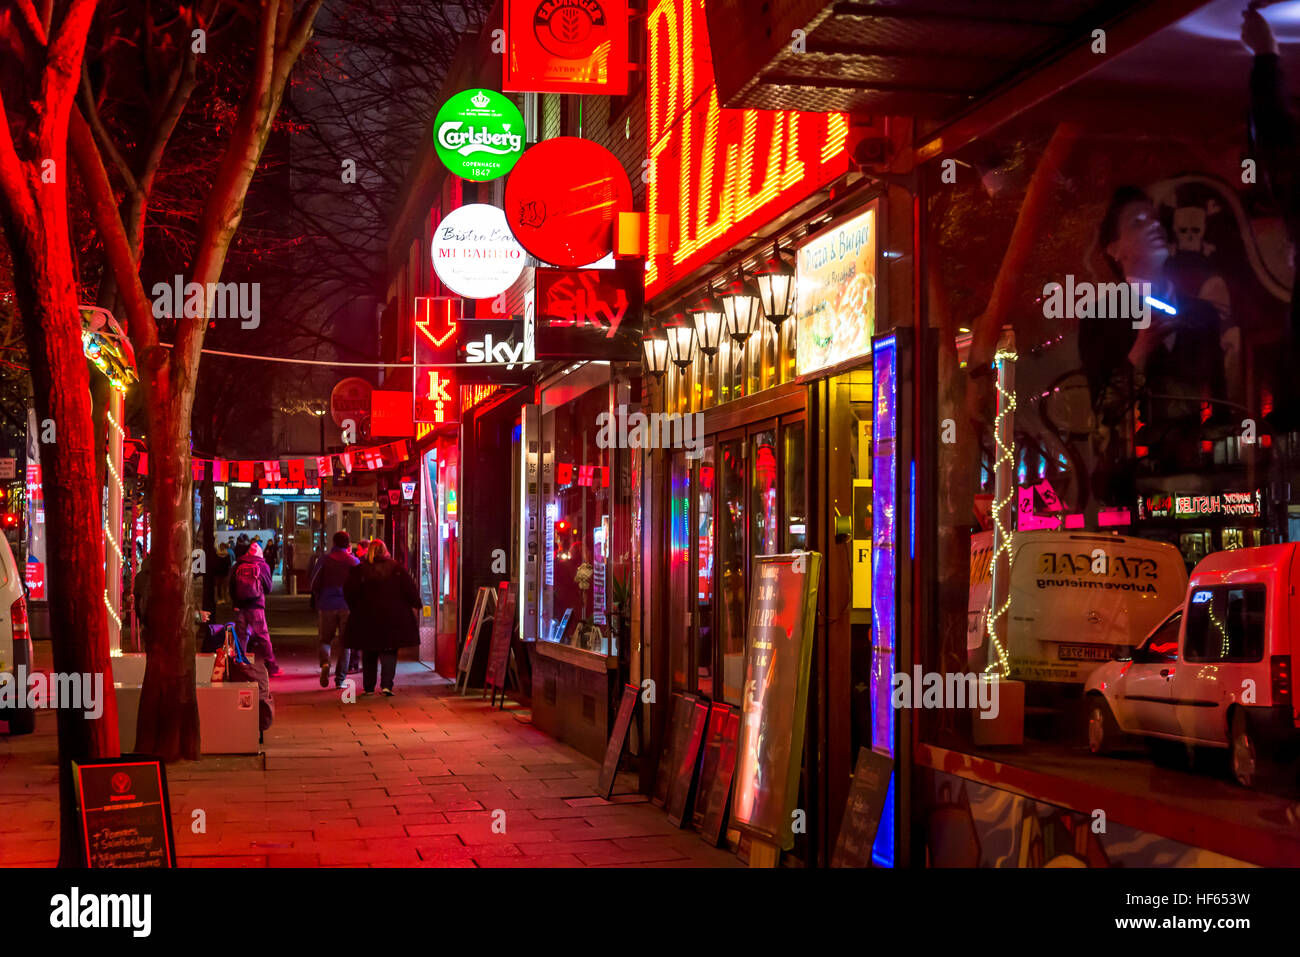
<box><xmin>706</xmin><ymin>0</ymin><xmax>1146</xmax><ymax>116</ymax></box>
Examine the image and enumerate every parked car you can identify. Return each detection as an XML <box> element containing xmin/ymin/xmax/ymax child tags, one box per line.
<box><xmin>1085</xmin><ymin>543</ymin><xmax>1300</xmax><ymax>787</ymax></box>
<box><xmin>968</xmin><ymin>530</ymin><xmax>1187</xmax><ymax>687</ymax></box>
<box><xmin>0</xmin><ymin>532</ymin><xmax>33</xmax><ymax>734</ymax></box>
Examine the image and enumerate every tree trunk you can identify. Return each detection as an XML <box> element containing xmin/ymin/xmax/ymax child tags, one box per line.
<box><xmin>133</xmin><ymin>382</ymin><xmax>200</xmax><ymax>761</ymax></box>
<box><xmin>0</xmin><ymin>190</ymin><xmax>121</xmax><ymax>868</ymax></box>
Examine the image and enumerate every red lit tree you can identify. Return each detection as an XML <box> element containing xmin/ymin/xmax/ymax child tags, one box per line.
<box><xmin>0</xmin><ymin>0</ymin><xmax>121</xmax><ymax>865</ymax></box>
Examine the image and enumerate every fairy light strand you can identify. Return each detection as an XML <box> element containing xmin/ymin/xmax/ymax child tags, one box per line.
<box><xmin>984</xmin><ymin>348</ymin><xmax>1017</xmax><ymax>677</ymax></box>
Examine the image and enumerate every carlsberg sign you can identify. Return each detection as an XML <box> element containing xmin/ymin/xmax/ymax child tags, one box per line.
<box><xmin>434</xmin><ymin>89</ymin><xmax>525</xmax><ymax>181</ymax></box>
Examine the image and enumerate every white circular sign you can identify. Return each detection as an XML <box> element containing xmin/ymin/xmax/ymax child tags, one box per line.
<box><xmin>431</xmin><ymin>204</ymin><xmax>526</xmax><ymax>300</ymax></box>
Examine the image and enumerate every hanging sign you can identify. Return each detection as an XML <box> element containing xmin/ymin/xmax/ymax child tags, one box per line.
<box><xmin>504</xmin><ymin>137</ymin><xmax>633</xmax><ymax>267</ymax></box>
<box><xmin>503</xmin><ymin>0</ymin><xmax>629</xmax><ymax>95</ymax></box>
<box><xmin>431</xmin><ymin>204</ymin><xmax>527</xmax><ymax>299</ymax></box>
<box><xmin>330</xmin><ymin>377</ymin><xmax>372</xmax><ymax>427</ymax></box>
<box><xmin>534</xmin><ymin>266</ymin><xmax>642</xmax><ymax>359</ymax></box>
<box><xmin>433</xmin><ymin>89</ymin><xmax>525</xmax><ymax>181</ymax></box>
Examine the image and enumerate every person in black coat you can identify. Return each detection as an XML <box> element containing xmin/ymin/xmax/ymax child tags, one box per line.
<box><xmin>343</xmin><ymin>539</ymin><xmax>421</xmax><ymax>695</ymax></box>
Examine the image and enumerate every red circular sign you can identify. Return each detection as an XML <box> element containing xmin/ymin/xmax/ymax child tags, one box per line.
<box><xmin>110</xmin><ymin>772</ymin><xmax>132</xmax><ymax>794</ymax></box>
<box><xmin>505</xmin><ymin>137</ymin><xmax>633</xmax><ymax>267</ymax></box>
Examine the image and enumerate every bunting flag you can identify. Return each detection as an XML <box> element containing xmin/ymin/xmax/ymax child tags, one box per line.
<box><xmin>340</xmin><ymin>451</ymin><xmax>353</xmax><ymax>474</ymax></box>
<box><xmin>388</xmin><ymin>441</ymin><xmax>408</xmax><ymax>463</ymax></box>
<box><xmin>361</xmin><ymin>448</ymin><xmax>384</xmax><ymax>470</ymax></box>
<box><xmin>316</xmin><ymin>455</ymin><xmax>331</xmax><ymax>479</ymax></box>
<box><xmin>262</xmin><ymin>460</ymin><xmax>281</xmax><ymax>482</ymax></box>
<box><xmin>288</xmin><ymin>459</ymin><xmax>306</xmax><ymax>483</ymax></box>
<box><xmin>237</xmin><ymin>461</ymin><xmax>254</xmax><ymax>483</ymax></box>
<box><xmin>139</xmin><ymin>453</ymin><xmax>148</xmax><ymax>476</ymax></box>
<box><xmin>212</xmin><ymin>459</ymin><xmax>227</xmax><ymax>483</ymax></box>
<box><xmin>191</xmin><ymin>459</ymin><xmax>205</xmax><ymax>482</ymax></box>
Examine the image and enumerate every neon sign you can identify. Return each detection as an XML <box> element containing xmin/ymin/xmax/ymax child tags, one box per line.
<box><xmin>645</xmin><ymin>0</ymin><xmax>850</xmax><ymax>298</ymax></box>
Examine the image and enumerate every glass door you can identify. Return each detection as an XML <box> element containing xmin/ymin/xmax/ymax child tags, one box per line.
<box><xmin>717</xmin><ymin>434</ymin><xmax>747</xmax><ymax>705</ymax></box>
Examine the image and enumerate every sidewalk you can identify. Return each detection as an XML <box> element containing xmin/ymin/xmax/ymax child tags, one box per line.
<box><xmin>0</xmin><ymin>594</ymin><xmax>739</xmax><ymax>867</ymax></box>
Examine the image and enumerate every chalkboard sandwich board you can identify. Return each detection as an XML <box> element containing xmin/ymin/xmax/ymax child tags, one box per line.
<box><xmin>484</xmin><ymin>581</ymin><xmax>517</xmax><ymax>707</ymax></box>
<box><xmin>72</xmin><ymin>757</ymin><xmax>177</xmax><ymax>868</ymax></box>
<box><xmin>831</xmin><ymin>747</ymin><xmax>894</xmax><ymax>868</ymax></box>
<box><xmin>457</xmin><ymin>586</ymin><xmax>496</xmax><ymax>694</ymax></box>
<box><xmin>597</xmin><ymin>684</ymin><xmax>639</xmax><ymax>800</ymax></box>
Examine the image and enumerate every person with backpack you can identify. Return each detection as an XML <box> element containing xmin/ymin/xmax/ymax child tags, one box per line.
<box><xmin>230</xmin><ymin>540</ymin><xmax>280</xmax><ymax>676</ymax></box>
<box><xmin>311</xmin><ymin>530</ymin><xmax>360</xmax><ymax>688</ymax></box>
<box><xmin>343</xmin><ymin>539</ymin><xmax>421</xmax><ymax>696</ymax></box>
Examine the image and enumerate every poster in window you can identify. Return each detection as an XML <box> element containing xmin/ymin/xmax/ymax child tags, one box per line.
<box><xmin>730</xmin><ymin>551</ymin><xmax>822</xmax><ymax>850</ymax></box>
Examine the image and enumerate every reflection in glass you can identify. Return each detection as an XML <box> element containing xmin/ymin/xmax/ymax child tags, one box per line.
<box><xmin>719</xmin><ymin>440</ymin><xmax>746</xmax><ymax>705</ymax></box>
<box><xmin>697</xmin><ymin>446</ymin><xmax>715</xmax><ymax>698</ymax></box>
<box><xmin>751</xmin><ymin>430</ymin><xmax>779</xmax><ymax>559</ymax></box>
<box><xmin>670</xmin><ymin>452</ymin><xmax>691</xmax><ymax>691</ymax></box>
<box><xmin>784</xmin><ymin>423</ymin><xmax>806</xmax><ymax>551</ymax></box>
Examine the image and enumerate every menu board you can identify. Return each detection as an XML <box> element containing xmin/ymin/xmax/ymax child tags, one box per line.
<box><xmin>653</xmin><ymin>693</ymin><xmax>697</xmax><ymax>808</ymax></box>
<box><xmin>731</xmin><ymin>551</ymin><xmax>822</xmax><ymax>850</ymax></box>
<box><xmin>597</xmin><ymin>684</ymin><xmax>639</xmax><ymax>799</ymax></box>
<box><xmin>72</xmin><ymin>759</ymin><xmax>176</xmax><ymax>868</ymax></box>
<box><xmin>666</xmin><ymin>697</ymin><xmax>711</xmax><ymax>828</ymax></box>
<box><xmin>457</xmin><ymin>586</ymin><xmax>495</xmax><ymax>693</ymax></box>
<box><xmin>692</xmin><ymin>703</ymin><xmax>739</xmax><ymax>845</ymax></box>
<box><xmin>831</xmin><ymin>747</ymin><xmax>894</xmax><ymax>868</ymax></box>
<box><xmin>485</xmin><ymin>581</ymin><xmax>517</xmax><ymax>696</ymax></box>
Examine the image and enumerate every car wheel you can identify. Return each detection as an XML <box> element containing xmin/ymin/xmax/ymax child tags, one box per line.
<box><xmin>1086</xmin><ymin>696</ymin><xmax>1120</xmax><ymax>754</ymax></box>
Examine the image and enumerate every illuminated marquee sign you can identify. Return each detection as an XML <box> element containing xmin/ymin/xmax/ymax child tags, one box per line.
<box><xmin>1138</xmin><ymin>490</ymin><xmax>1263</xmax><ymax>520</ymax></box>
<box><xmin>645</xmin><ymin>0</ymin><xmax>851</xmax><ymax>298</ymax></box>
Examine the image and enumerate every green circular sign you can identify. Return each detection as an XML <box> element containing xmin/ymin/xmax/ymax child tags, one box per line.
<box><xmin>434</xmin><ymin>89</ymin><xmax>525</xmax><ymax>181</ymax></box>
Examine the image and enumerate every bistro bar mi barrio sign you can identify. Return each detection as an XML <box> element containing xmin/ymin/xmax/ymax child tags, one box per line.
<box><xmin>431</xmin><ymin>204</ymin><xmax>527</xmax><ymax>299</ymax></box>
<box><xmin>434</xmin><ymin>89</ymin><xmax>525</xmax><ymax>181</ymax></box>
<box><xmin>645</xmin><ymin>0</ymin><xmax>851</xmax><ymax>298</ymax></box>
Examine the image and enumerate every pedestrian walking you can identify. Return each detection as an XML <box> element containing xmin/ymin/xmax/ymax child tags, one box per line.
<box><xmin>283</xmin><ymin>537</ymin><xmax>296</xmax><ymax>590</ymax></box>
<box><xmin>264</xmin><ymin>536</ymin><xmax>280</xmax><ymax>575</ymax></box>
<box><xmin>343</xmin><ymin>539</ymin><xmax>421</xmax><ymax>696</ymax></box>
<box><xmin>214</xmin><ymin>541</ymin><xmax>232</xmax><ymax>605</ymax></box>
<box><xmin>230</xmin><ymin>540</ymin><xmax>281</xmax><ymax>675</ymax></box>
<box><xmin>311</xmin><ymin>530</ymin><xmax>360</xmax><ymax>687</ymax></box>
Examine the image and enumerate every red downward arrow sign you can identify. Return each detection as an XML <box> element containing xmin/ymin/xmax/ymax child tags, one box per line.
<box><xmin>415</xmin><ymin>297</ymin><xmax>457</xmax><ymax>348</ymax></box>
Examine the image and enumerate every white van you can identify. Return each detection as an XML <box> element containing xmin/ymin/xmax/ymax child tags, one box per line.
<box><xmin>0</xmin><ymin>532</ymin><xmax>32</xmax><ymax>734</ymax></box>
<box><xmin>1086</xmin><ymin>542</ymin><xmax>1300</xmax><ymax>787</ymax></box>
<box><xmin>969</xmin><ymin>530</ymin><xmax>1188</xmax><ymax>686</ymax></box>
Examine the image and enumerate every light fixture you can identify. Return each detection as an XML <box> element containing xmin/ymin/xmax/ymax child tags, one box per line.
<box><xmin>641</xmin><ymin>331</ymin><xmax>670</xmax><ymax>379</ymax></box>
<box><xmin>719</xmin><ymin>271</ymin><xmax>763</xmax><ymax>345</ymax></box>
<box><xmin>689</xmin><ymin>289</ymin><xmax>724</xmax><ymax>360</ymax></box>
<box><xmin>754</xmin><ymin>242</ymin><xmax>796</xmax><ymax>328</ymax></box>
<box><xmin>664</xmin><ymin>316</ymin><xmax>697</xmax><ymax>371</ymax></box>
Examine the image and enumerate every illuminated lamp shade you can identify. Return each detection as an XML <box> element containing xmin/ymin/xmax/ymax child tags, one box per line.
<box><xmin>719</xmin><ymin>272</ymin><xmax>763</xmax><ymax>345</ymax></box>
<box><xmin>754</xmin><ymin>244</ymin><xmax>797</xmax><ymax>328</ymax></box>
<box><xmin>642</xmin><ymin>331</ymin><xmax>670</xmax><ymax>379</ymax></box>
<box><xmin>689</xmin><ymin>291</ymin><xmax>725</xmax><ymax>360</ymax></box>
<box><xmin>664</xmin><ymin>321</ymin><xmax>697</xmax><ymax>371</ymax></box>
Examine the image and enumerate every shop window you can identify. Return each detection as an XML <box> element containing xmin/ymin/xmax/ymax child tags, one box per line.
<box><xmin>749</xmin><ymin>430</ymin><xmax>779</xmax><ymax>562</ymax></box>
<box><xmin>1184</xmin><ymin>586</ymin><xmax>1266</xmax><ymax>664</ymax></box>
<box><xmin>926</xmin><ymin>3</ymin><xmax>1292</xmax><ymax>770</ymax></box>
<box><xmin>669</xmin><ymin>451</ymin><xmax>692</xmax><ymax>691</ymax></box>
<box><xmin>783</xmin><ymin>422</ymin><xmax>807</xmax><ymax>552</ymax></box>
<box><xmin>697</xmin><ymin>446</ymin><xmax>715</xmax><ymax>698</ymax></box>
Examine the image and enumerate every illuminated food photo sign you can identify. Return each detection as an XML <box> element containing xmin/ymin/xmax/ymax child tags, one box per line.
<box><xmin>503</xmin><ymin>0</ymin><xmax>628</xmax><ymax>95</ymax></box>
<box><xmin>431</xmin><ymin>204</ymin><xmax>527</xmax><ymax>299</ymax></box>
<box><xmin>796</xmin><ymin>204</ymin><xmax>877</xmax><ymax>376</ymax></box>
<box><xmin>644</xmin><ymin>0</ymin><xmax>851</xmax><ymax>298</ymax></box>
<box><xmin>433</xmin><ymin>89</ymin><xmax>525</xmax><ymax>181</ymax></box>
